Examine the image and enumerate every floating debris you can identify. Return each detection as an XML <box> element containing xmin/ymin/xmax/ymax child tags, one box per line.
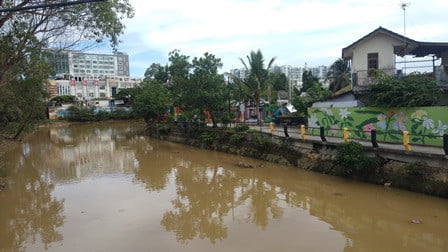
<box><xmin>236</xmin><ymin>162</ymin><xmax>255</xmax><ymax>169</ymax></box>
<box><xmin>384</xmin><ymin>182</ymin><xmax>392</xmax><ymax>187</ymax></box>
<box><xmin>332</xmin><ymin>192</ymin><xmax>344</xmax><ymax>196</ymax></box>
<box><xmin>409</xmin><ymin>219</ymin><xmax>423</xmax><ymax>224</ymax></box>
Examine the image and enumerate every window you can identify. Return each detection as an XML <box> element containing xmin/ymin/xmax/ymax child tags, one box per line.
<box><xmin>367</xmin><ymin>53</ymin><xmax>378</xmax><ymax>76</ymax></box>
<box><xmin>88</xmin><ymin>93</ymin><xmax>94</xmax><ymax>97</ymax></box>
<box><xmin>100</xmin><ymin>93</ymin><xmax>106</xmax><ymax>97</ymax></box>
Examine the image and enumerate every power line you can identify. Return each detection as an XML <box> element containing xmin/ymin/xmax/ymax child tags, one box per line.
<box><xmin>0</xmin><ymin>0</ymin><xmax>108</xmax><ymax>13</ymax></box>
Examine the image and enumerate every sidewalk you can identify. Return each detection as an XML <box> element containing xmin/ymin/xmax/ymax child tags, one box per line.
<box><xmin>253</xmin><ymin>124</ymin><xmax>446</xmax><ymax>157</ymax></box>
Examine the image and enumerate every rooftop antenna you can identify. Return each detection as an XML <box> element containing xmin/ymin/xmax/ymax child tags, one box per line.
<box><xmin>401</xmin><ymin>2</ymin><xmax>410</xmax><ymax>75</ymax></box>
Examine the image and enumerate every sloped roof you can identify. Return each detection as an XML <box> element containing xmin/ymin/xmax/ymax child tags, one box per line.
<box><xmin>342</xmin><ymin>27</ymin><xmax>448</xmax><ymax>59</ymax></box>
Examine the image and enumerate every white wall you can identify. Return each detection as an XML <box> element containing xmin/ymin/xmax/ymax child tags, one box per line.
<box><xmin>352</xmin><ymin>33</ymin><xmax>403</xmax><ymax>74</ymax></box>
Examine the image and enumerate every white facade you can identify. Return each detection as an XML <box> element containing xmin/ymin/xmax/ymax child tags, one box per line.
<box><xmin>54</xmin><ymin>76</ymin><xmax>142</xmax><ymax>100</ymax></box>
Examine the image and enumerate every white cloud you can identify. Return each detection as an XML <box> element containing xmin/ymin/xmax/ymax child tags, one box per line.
<box><xmin>122</xmin><ymin>0</ymin><xmax>448</xmax><ymax>76</ymax></box>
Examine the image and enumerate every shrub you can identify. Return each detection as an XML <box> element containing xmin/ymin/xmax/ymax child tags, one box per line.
<box><xmin>229</xmin><ymin>133</ymin><xmax>245</xmax><ymax>144</ymax></box>
<box><xmin>157</xmin><ymin>123</ymin><xmax>171</xmax><ymax>135</ymax></box>
<box><xmin>333</xmin><ymin>142</ymin><xmax>376</xmax><ymax>177</ymax></box>
<box><xmin>199</xmin><ymin>131</ymin><xmax>215</xmax><ymax>145</ymax></box>
<box><xmin>234</xmin><ymin>125</ymin><xmax>249</xmax><ymax>132</ymax></box>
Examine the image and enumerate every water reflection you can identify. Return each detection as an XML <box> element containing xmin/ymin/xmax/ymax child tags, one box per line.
<box><xmin>0</xmin><ymin>122</ymin><xmax>447</xmax><ymax>251</ymax></box>
<box><xmin>0</xmin><ymin>139</ymin><xmax>64</xmax><ymax>251</ymax></box>
<box><xmin>132</xmin><ymin>144</ymin><xmax>448</xmax><ymax>251</ymax></box>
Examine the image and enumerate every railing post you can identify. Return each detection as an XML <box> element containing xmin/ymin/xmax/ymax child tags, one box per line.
<box><xmin>403</xmin><ymin>131</ymin><xmax>412</xmax><ymax>151</ymax></box>
<box><xmin>343</xmin><ymin>127</ymin><xmax>349</xmax><ymax>143</ymax></box>
<box><xmin>320</xmin><ymin>126</ymin><xmax>326</xmax><ymax>142</ymax></box>
<box><xmin>283</xmin><ymin>124</ymin><xmax>289</xmax><ymax>138</ymax></box>
<box><xmin>300</xmin><ymin>124</ymin><xmax>307</xmax><ymax>141</ymax></box>
<box><xmin>371</xmin><ymin>130</ymin><xmax>379</xmax><ymax>148</ymax></box>
<box><xmin>443</xmin><ymin>134</ymin><xmax>448</xmax><ymax>155</ymax></box>
<box><xmin>269</xmin><ymin>122</ymin><xmax>274</xmax><ymax>136</ymax></box>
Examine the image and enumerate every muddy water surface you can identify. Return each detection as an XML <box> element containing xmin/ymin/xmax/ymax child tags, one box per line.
<box><xmin>0</xmin><ymin>121</ymin><xmax>447</xmax><ymax>252</ymax></box>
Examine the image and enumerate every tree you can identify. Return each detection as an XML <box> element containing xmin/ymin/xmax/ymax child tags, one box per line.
<box><xmin>326</xmin><ymin>58</ymin><xmax>351</xmax><ymax>93</ymax></box>
<box><xmin>144</xmin><ymin>63</ymin><xmax>169</xmax><ymax>83</ymax></box>
<box><xmin>301</xmin><ymin>70</ymin><xmax>319</xmax><ymax>92</ymax></box>
<box><xmin>166</xmin><ymin>50</ymin><xmax>191</xmax><ymax>107</ymax></box>
<box><xmin>132</xmin><ymin>80</ymin><xmax>171</xmax><ymax>126</ymax></box>
<box><xmin>0</xmin><ymin>0</ymin><xmax>134</xmax><ymax>88</ymax></box>
<box><xmin>185</xmin><ymin>53</ymin><xmax>226</xmax><ymax>127</ymax></box>
<box><xmin>240</xmin><ymin>50</ymin><xmax>275</xmax><ymax>124</ymax></box>
<box><xmin>368</xmin><ymin>71</ymin><xmax>441</xmax><ymax>107</ymax></box>
<box><xmin>0</xmin><ymin>0</ymin><xmax>134</xmax><ymax>137</ymax></box>
<box><xmin>113</xmin><ymin>86</ymin><xmax>141</xmax><ymax>105</ymax></box>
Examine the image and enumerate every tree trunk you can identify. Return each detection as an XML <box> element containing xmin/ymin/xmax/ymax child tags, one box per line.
<box><xmin>13</xmin><ymin>107</ymin><xmax>34</xmax><ymax>140</ymax></box>
<box><xmin>255</xmin><ymin>97</ymin><xmax>261</xmax><ymax>125</ymax></box>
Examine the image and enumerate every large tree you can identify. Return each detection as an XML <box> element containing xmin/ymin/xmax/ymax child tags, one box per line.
<box><xmin>132</xmin><ymin>80</ymin><xmax>171</xmax><ymax>126</ymax></box>
<box><xmin>240</xmin><ymin>50</ymin><xmax>275</xmax><ymax>124</ymax></box>
<box><xmin>186</xmin><ymin>53</ymin><xmax>226</xmax><ymax>127</ymax></box>
<box><xmin>0</xmin><ymin>0</ymin><xmax>134</xmax><ymax>137</ymax></box>
<box><xmin>301</xmin><ymin>70</ymin><xmax>319</xmax><ymax>92</ymax></box>
<box><xmin>326</xmin><ymin>58</ymin><xmax>351</xmax><ymax>93</ymax></box>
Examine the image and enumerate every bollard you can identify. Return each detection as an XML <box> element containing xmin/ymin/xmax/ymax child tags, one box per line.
<box><xmin>343</xmin><ymin>127</ymin><xmax>349</xmax><ymax>143</ymax></box>
<box><xmin>403</xmin><ymin>131</ymin><xmax>412</xmax><ymax>151</ymax></box>
<box><xmin>269</xmin><ymin>122</ymin><xmax>275</xmax><ymax>136</ymax></box>
<box><xmin>300</xmin><ymin>124</ymin><xmax>307</xmax><ymax>141</ymax></box>
<box><xmin>320</xmin><ymin>126</ymin><xmax>327</xmax><ymax>142</ymax></box>
<box><xmin>443</xmin><ymin>134</ymin><xmax>448</xmax><ymax>155</ymax></box>
<box><xmin>283</xmin><ymin>124</ymin><xmax>289</xmax><ymax>138</ymax></box>
<box><xmin>371</xmin><ymin>130</ymin><xmax>379</xmax><ymax>148</ymax></box>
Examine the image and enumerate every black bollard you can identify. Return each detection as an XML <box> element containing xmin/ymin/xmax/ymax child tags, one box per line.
<box><xmin>371</xmin><ymin>130</ymin><xmax>379</xmax><ymax>148</ymax></box>
<box><xmin>444</xmin><ymin>134</ymin><xmax>448</xmax><ymax>155</ymax></box>
<box><xmin>283</xmin><ymin>124</ymin><xmax>289</xmax><ymax>138</ymax></box>
<box><xmin>320</xmin><ymin>126</ymin><xmax>327</xmax><ymax>142</ymax></box>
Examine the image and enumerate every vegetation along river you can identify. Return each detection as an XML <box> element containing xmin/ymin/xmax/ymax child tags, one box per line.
<box><xmin>0</xmin><ymin>121</ymin><xmax>447</xmax><ymax>252</ymax></box>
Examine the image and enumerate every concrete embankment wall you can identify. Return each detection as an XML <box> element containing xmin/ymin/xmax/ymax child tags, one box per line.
<box><xmin>157</xmin><ymin>127</ymin><xmax>448</xmax><ymax>198</ymax></box>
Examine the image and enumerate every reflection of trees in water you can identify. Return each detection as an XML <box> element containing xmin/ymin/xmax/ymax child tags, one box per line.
<box><xmin>0</xmin><ymin>142</ymin><xmax>65</xmax><ymax>251</ymax></box>
<box><xmin>160</xmin><ymin>166</ymin><xmax>237</xmax><ymax>244</ymax></box>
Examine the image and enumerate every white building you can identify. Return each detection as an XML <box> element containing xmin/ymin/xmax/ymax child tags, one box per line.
<box><xmin>47</xmin><ymin>50</ymin><xmax>130</xmax><ymax>78</ymax></box>
<box><xmin>52</xmin><ymin>76</ymin><xmax>142</xmax><ymax>100</ymax></box>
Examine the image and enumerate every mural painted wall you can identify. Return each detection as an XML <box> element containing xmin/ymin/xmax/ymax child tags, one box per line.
<box><xmin>307</xmin><ymin>107</ymin><xmax>448</xmax><ymax>146</ymax></box>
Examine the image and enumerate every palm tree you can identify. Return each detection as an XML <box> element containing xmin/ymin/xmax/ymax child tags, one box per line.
<box><xmin>240</xmin><ymin>50</ymin><xmax>275</xmax><ymax>124</ymax></box>
<box><xmin>326</xmin><ymin>58</ymin><xmax>351</xmax><ymax>93</ymax></box>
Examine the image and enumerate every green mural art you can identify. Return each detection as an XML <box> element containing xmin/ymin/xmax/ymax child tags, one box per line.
<box><xmin>307</xmin><ymin>107</ymin><xmax>448</xmax><ymax>146</ymax></box>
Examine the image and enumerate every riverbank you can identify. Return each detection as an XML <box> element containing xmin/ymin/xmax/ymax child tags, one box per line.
<box><xmin>156</xmin><ymin>125</ymin><xmax>448</xmax><ymax>198</ymax></box>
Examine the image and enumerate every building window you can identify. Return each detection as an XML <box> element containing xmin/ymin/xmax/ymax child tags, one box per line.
<box><xmin>88</xmin><ymin>93</ymin><xmax>94</xmax><ymax>97</ymax></box>
<box><xmin>100</xmin><ymin>93</ymin><xmax>106</xmax><ymax>98</ymax></box>
<box><xmin>367</xmin><ymin>53</ymin><xmax>378</xmax><ymax>76</ymax></box>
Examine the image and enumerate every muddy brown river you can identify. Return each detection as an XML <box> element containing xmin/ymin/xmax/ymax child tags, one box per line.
<box><xmin>0</xmin><ymin>121</ymin><xmax>447</xmax><ymax>251</ymax></box>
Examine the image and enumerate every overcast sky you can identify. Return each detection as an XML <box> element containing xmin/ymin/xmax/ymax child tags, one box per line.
<box><xmin>111</xmin><ymin>0</ymin><xmax>448</xmax><ymax>77</ymax></box>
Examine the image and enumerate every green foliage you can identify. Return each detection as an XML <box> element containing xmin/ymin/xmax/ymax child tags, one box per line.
<box><xmin>302</xmin><ymin>70</ymin><xmax>319</xmax><ymax>92</ymax></box>
<box><xmin>327</xmin><ymin>58</ymin><xmax>351</xmax><ymax>93</ymax></box>
<box><xmin>240</xmin><ymin>50</ymin><xmax>276</xmax><ymax>123</ymax></box>
<box><xmin>66</xmin><ymin>107</ymin><xmax>95</xmax><ymax>121</ymax></box>
<box><xmin>157</xmin><ymin>123</ymin><xmax>172</xmax><ymax>135</ymax></box>
<box><xmin>133</xmin><ymin>80</ymin><xmax>171</xmax><ymax>123</ymax></box>
<box><xmin>144</xmin><ymin>63</ymin><xmax>169</xmax><ymax>83</ymax></box>
<box><xmin>65</xmin><ymin>107</ymin><xmax>132</xmax><ymax>121</ymax></box>
<box><xmin>254</xmin><ymin>134</ymin><xmax>274</xmax><ymax>152</ymax></box>
<box><xmin>229</xmin><ymin>133</ymin><xmax>245</xmax><ymax>144</ymax></box>
<box><xmin>269</xmin><ymin>69</ymin><xmax>288</xmax><ymax>91</ymax></box>
<box><xmin>234</xmin><ymin>125</ymin><xmax>250</xmax><ymax>132</ymax></box>
<box><xmin>113</xmin><ymin>87</ymin><xmax>141</xmax><ymax>105</ymax></box>
<box><xmin>333</xmin><ymin>142</ymin><xmax>376</xmax><ymax>177</ymax></box>
<box><xmin>369</xmin><ymin>71</ymin><xmax>441</xmax><ymax>107</ymax></box>
<box><xmin>199</xmin><ymin>131</ymin><xmax>215</xmax><ymax>144</ymax></box>
<box><xmin>51</xmin><ymin>95</ymin><xmax>76</xmax><ymax>104</ymax></box>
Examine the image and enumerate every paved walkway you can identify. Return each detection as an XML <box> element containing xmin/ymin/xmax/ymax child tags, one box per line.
<box><xmin>247</xmin><ymin>124</ymin><xmax>446</xmax><ymax>156</ymax></box>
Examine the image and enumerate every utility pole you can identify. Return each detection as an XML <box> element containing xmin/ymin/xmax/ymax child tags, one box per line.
<box><xmin>401</xmin><ymin>2</ymin><xmax>410</xmax><ymax>75</ymax></box>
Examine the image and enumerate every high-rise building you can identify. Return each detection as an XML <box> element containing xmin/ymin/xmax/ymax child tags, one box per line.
<box><xmin>46</xmin><ymin>50</ymin><xmax>130</xmax><ymax>78</ymax></box>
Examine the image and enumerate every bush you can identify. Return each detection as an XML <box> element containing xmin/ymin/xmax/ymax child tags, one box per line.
<box><xmin>66</xmin><ymin>106</ymin><xmax>95</xmax><ymax>121</ymax></box>
<box><xmin>333</xmin><ymin>142</ymin><xmax>376</xmax><ymax>177</ymax></box>
<box><xmin>157</xmin><ymin>123</ymin><xmax>171</xmax><ymax>135</ymax></box>
<box><xmin>229</xmin><ymin>133</ymin><xmax>245</xmax><ymax>144</ymax></box>
<box><xmin>234</xmin><ymin>125</ymin><xmax>249</xmax><ymax>132</ymax></box>
<box><xmin>199</xmin><ymin>131</ymin><xmax>215</xmax><ymax>144</ymax></box>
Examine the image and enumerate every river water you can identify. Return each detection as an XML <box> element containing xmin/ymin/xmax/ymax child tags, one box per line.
<box><xmin>0</xmin><ymin>121</ymin><xmax>447</xmax><ymax>252</ymax></box>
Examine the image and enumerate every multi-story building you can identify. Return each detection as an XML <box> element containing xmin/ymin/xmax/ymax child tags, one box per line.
<box><xmin>47</xmin><ymin>50</ymin><xmax>130</xmax><ymax>78</ymax></box>
<box><xmin>50</xmin><ymin>76</ymin><xmax>142</xmax><ymax>100</ymax></box>
<box><xmin>45</xmin><ymin>50</ymin><xmax>141</xmax><ymax>101</ymax></box>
